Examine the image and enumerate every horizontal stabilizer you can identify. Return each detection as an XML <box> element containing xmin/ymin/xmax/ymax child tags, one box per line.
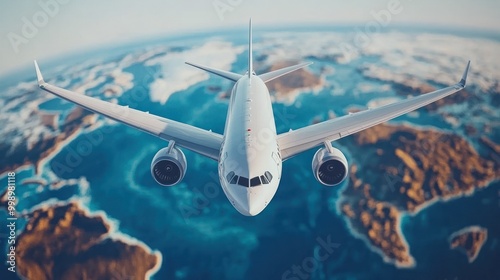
<box><xmin>185</xmin><ymin>62</ymin><xmax>242</xmax><ymax>82</ymax></box>
<box><xmin>259</xmin><ymin>62</ymin><xmax>313</xmax><ymax>83</ymax></box>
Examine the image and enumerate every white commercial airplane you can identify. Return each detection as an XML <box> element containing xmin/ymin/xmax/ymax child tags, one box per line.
<box><xmin>34</xmin><ymin>20</ymin><xmax>470</xmax><ymax>216</ymax></box>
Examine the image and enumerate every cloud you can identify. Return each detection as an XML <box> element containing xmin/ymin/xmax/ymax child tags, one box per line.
<box><xmin>145</xmin><ymin>40</ymin><xmax>244</xmax><ymax>104</ymax></box>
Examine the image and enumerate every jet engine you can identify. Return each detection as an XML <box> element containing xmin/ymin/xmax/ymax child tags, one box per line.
<box><xmin>312</xmin><ymin>143</ymin><xmax>348</xmax><ymax>186</ymax></box>
<box><xmin>151</xmin><ymin>142</ymin><xmax>187</xmax><ymax>186</ymax></box>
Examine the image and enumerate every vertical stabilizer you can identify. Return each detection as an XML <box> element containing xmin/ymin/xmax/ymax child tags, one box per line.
<box><xmin>248</xmin><ymin>18</ymin><xmax>253</xmax><ymax>78</ymax></box>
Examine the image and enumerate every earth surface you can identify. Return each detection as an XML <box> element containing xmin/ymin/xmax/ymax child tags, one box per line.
<box><xmin>1</xmin><ymin>25</ymin><xmax>500</xmax><ymax>280</ymax></box>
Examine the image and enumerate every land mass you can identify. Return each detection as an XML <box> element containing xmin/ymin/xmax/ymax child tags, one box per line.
<box><xmin>338</xmin><ymin>123</ymin><xmax>499</xmax><ymax>267</ymax></box>
<box><xmin>215</xmin><ymin>61</ymin><xmax>325</xmax><ymax>103</ymax></box>
<box><xmin>16</xmin><ymin>202</ymin><xmax>160</xmax><ymax>280</ymax></box>
<box><xmin>263</xmin><ymin>61</ymin><xmax>325</xmax><ymax>104</ymax></box>
<box><xmin>0</xmin><ymin>106</ymin><xmax>96</xmax><ymax>175</ymax></box>
<box><xmin>449</xmin><ymin>226</ymin><xmax>488</xmax><ymax>263</ymax></box>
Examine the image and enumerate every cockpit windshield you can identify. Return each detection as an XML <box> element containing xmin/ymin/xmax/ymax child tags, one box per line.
<box><xmin>226</xmin><ymin>171</ymin><xmax>273</xmax><ymax>187</ymax></box>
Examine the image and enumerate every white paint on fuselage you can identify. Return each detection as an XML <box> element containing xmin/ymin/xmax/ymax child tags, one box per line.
<box><xmin>218</xmin><ymin>74</ymin><xmax>282</xmax><ymax>216</ymax></box>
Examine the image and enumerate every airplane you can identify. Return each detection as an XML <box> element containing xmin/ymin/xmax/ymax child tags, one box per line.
<box><xmin>34</xmin><ymin>19</ymin><xmax>470</xmax><ymax>216</ymax></box>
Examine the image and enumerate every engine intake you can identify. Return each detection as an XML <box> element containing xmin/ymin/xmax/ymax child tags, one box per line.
<box><xmin>312</xmin><ymin>145</ymin><xmax>348</xmax><ymax>186</ymax></box>
<box><xmin>151</xmin><ymin>143</ymin><xmax>187</xmax><ymax>186</ymax></box>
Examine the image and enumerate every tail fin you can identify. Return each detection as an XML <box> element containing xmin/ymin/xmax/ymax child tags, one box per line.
<box><xmin>248</xmin><ymin>18</ymin><xmax>253</xmax><ymax>78</ymax></box>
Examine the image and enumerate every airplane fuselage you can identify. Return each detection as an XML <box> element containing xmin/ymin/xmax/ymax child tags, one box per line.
<box><xmin>218</xmin><ymin>74</ymin><xmax>282</xmax><ymax>216</ymax></box>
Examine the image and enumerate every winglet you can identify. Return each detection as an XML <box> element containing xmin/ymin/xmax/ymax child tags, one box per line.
<box><xmin>458</xmin><ymin>60</ymin><xmax>471</xmax><ymax>87</ymax></box>
<box><xmin>34</xmin><ymin>60</ymin><xmax>45</xmax><ymax>86</ymax></box>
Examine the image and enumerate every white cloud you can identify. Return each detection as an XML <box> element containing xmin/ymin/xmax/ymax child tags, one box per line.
<box><xmin>145</xmin><ymin>41</ymin><xmax>244</xmax><ymax>104</ymax></box>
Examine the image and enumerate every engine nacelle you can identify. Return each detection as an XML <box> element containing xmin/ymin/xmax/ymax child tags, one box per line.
<box><xmin>312</xmin><ymin>146</ymin><xmax>348</xmax><ymax>186</ymax></box>
<box><xmin>151</xmin><ymin>144</ymin><xmax>187</xmax><ymax>186</ymax></box>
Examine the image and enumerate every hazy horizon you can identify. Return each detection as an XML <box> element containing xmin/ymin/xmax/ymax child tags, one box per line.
<box><xmin>1</xmin><ymin>0</ymin><xmax>499</xmax><ymax>76</ymax></box>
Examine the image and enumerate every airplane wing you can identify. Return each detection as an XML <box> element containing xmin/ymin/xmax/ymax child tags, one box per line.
<box><xmin>277</xmin><ymin>61</ymin><xmax>471</xmax><ymax>160</ymax></box>
<box><xmin>34</xmin><ymin>61</ymin><xmax>223</xmax><ymax>160</ymax></box>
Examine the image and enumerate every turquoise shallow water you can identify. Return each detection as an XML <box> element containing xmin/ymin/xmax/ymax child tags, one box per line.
<box><xmin>1</xmin><ymin>27</ymin><xmax>499</xmax><ymax>279</ymax></box>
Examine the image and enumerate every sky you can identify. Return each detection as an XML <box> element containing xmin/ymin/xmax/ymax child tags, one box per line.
<box><xmin>1</xmin><ymin>0</ymin><xmax>499</xmax><ymax>76</ymax></box>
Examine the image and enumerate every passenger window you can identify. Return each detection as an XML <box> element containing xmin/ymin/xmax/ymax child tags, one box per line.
<box><xmin>238</xmin><ymin>176</ymin><xmax>249</xmax><ymax>187</ymax></box>
<box><xmin>264</xmin><ymin>171</ymin><xmax>273</xmax><ymax>182</ymax></box>
<box><xmin>250</xmin><ymin>176</ymin><xmax>261</xmax><ymax>187</ymax></box>
<box><xmin>226</xmin><ymin>171</ymin><xmax>235</xmax><ymax>182</ymax></box>
<box><xmin>260</xmin><ymin>175</ymin><xmax>269</xmax><ymax>184</ymax></box>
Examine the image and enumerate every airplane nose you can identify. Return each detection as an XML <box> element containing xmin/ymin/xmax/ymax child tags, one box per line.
<box><xmin>240</xmin><ymin>201</ymin><xmax>265</xmax><ymax>216</ymax></box>
<box><xmin>248</xmin><ymin>205</ymin><xmax>265</xmax><ymax>216</ymax></box>
<box><xmin>225</xmin><ymin>185</ymin><xmax>268</xmax><ymax>216</ymax></box>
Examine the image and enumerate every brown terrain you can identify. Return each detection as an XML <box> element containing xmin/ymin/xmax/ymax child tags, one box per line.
<box><xmin>449</xmin><ymin>226</ymin><xmax>488</xmax><ymax>263</ymax></box>
<box><xmin>16</xmin><ymin>203</ymin><xmax>159</xmax><ymax>280</ymax></box>
<box><xmin>0</xmin><ymin>106</ymin><xmax>96</xmax><ymax>175</ymax></box>
<box><xmin>264</xmin><ymin>61</ymin><xmax>324</xmax><ymax>102</ymax></box>
<box><xmin>215</xmin><ymin>61</ymin><xmax>324</xmax><ymax>102</ymax></box>
<box><xmin>480</xmin><ymin>136</ymin><xmax>500</xmax><ymax>155</ymax></box>
<box><xmin>338</xmin><ymin>123</ymin><xmax>499</xmax><ymax>266</ymax></box>
<box><xmin>341</xmin><ymin>165</ymin><xmax>415</xmax><ymax>266</ymax></box>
